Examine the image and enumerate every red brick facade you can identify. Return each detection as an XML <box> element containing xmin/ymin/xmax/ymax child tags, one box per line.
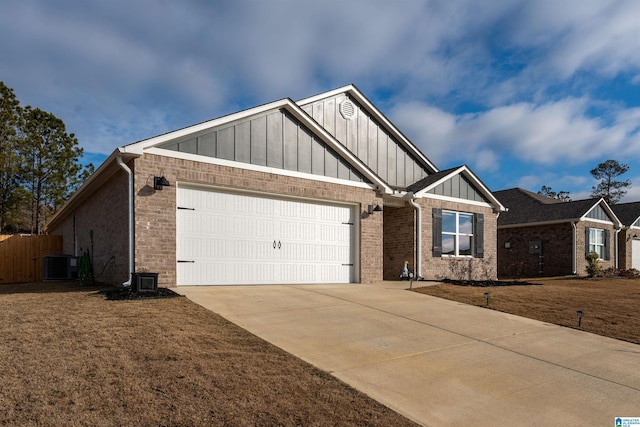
<box><xmin>498</xmin><ymin>221</ymin><xmax>617</xmax><ymax>279</ymax></box>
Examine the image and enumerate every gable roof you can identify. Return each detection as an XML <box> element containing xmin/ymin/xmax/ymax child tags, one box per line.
<box><xmin>297</xmin><ymin>84</ymin><xmax>439</xmax><ymax>176</ymax></box>
<box><xmin>611</xmin><ymin>201</ymin><xmax>640</xmax><ymax>227</ymax></box>
<box><xmin>408</xmin><ymin>165</ymin><xmax>505</xmax><ymax>211</ymax></box>
<box><xmin>121</xmin><ymin>96</ymin><xmax>394</xmax><ymax>194</ymax></box>
<box><xmin>494</xmin><ymin>188</ymin><xmax>622</xmax><ymax>228</ymax></box>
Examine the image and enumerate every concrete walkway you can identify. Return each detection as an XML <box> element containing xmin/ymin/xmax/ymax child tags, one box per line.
<box><xmin>176</xmin><ymin>282</ymin><xmax>640</xmax><ymax>426</ymax></box>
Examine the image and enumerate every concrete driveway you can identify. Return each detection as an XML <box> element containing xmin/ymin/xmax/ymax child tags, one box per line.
<box><xmin>176</xmin><ymin>282</ymin><xmax>640</xmax><ymax>426</ymax></box>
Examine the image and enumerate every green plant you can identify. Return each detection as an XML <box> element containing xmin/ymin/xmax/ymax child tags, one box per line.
<box><xmin>585</xmin><ymin>251</ymin><xmax>602</xmax><ymax>278</ymax></box>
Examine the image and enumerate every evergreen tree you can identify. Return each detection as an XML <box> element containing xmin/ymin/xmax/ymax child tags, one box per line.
<box><xmin>19</xmin><ymin>107</ymin><xmax>85</xmax><ymax>234</ymax></box>
<box><xmin>590</xmin><ymin>159</ymin><xmax>631</xmax><ymax>205</ymax></box>
<box><xmin>0</xmin><ymin>82</ymin><xmax>26</xmax><ymax>233</ymax></box>
<box><xmin>538</xmin><ymin>185</ymin><xmax>571</xmax><ymax>202</ymax></box>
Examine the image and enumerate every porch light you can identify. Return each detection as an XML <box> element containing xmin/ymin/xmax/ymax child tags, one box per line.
<box><xmin>367</xmin><ymin>204</ymin><xmax>383</xmax><ymax>214</ymax></box>
<box><xmin>154</xmin><ymin>175</ymin><xmax>170</xmax><ymax>190</ymax></box>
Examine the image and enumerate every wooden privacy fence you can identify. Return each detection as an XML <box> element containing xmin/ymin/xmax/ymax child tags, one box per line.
<box><xmin>0</xmin><ymin>234</ymin><xmax>63</xmax><ymax>283</ymax></box>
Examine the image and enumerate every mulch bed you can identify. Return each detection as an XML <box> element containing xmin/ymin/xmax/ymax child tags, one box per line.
<box><xmin>441</xmin><ymin>278</ymin><xmax>542</xmax><ymax>287</ymax></box>
<box><xmin>104</xmin><ymin>287</ymin><xmax>182</xmax><ymax>300</ymax></box>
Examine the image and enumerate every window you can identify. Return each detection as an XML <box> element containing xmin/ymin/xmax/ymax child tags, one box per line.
<box><xmin>442</xmin><ymin>211</ymin><xmax>474</xmax><ymax>256</ymax></box>
<box><xmin>589</xmin><ymin>228</ymin><xmax>605</xmax><ymax>259</ymax></box>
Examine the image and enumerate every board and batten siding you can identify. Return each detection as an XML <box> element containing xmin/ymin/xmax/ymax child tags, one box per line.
<box><xmin>158</xmin><ymin>109</ymin><xmax>368</xmax><ymax>184</ymax></box>
<box><xmin>300</xmin><ymin>94</ymin><xmax>429</xmax><ymax>188</ymax></box>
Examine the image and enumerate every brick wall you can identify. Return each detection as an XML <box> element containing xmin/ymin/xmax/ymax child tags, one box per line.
<box><xmin>383</xmin><ymin>205</ymin><xmax>416</xmax><ymax>280</ymax></box>
<box><xmin>419</xmin><ymin>198</ymin><xmax>498</xmax><ymax>281</ymax></box>
<box><xmin>618</xmin><ymin>229</ymin><xmax>636</xmax><ymax>270</ymax></box>
<box><xmin>498</xmin><ymin>221</ymin><xmax>617</xmax><ymax>278</ymax></box>
<box><xmin>133</xmin><ymin>154</ymin><xmax>383</xmax><ymax>287</ymax></box>
<box><xmin>48</xmin><ymin>167</ymin><xmax>130</xmax><ymax>285</ymax></box>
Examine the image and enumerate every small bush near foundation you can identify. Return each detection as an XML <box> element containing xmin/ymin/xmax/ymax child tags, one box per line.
<box><xmin>602</xmin><ymin>267</ymin><xmax>640</xmax><ymax>278</ymax></box>
<box><xmin>585</xmin><ymin>252</ymin><xmax>602</xmax><ymax>278</ymax></box>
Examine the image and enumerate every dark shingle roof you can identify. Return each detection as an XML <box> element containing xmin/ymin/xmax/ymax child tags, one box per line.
<box><xmin>611</xmin><ymin>202</ymin><xmax>640</xmax><ymax>226</ymax></box>
<box><xmin>494</xmin><ymin>188</ymin><xmax>603</xmax><ymax>226</ymax></box>
<box><xmin>406</xmin><ymin>166</ymin><xmax>461</xmax><ymax>193</ymax></box>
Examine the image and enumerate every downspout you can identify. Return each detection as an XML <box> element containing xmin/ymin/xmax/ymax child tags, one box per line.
<box><xmin>116</xmin><ymin>155</ymin><xmax>134</xmax><ymax>287</ymax></box>
<box><xmin>571</xmin><ymin>221</ymin><xmax>577</xmax><ymax>275</ymax></box>
<box><xmin>615</xmin><ymin>228</ymin><xmax>621</xmax><ymax>269</ymax></box>
<box><xmin>407</xmin><ymin>195</ymin><xmax>422</xmax><ymax>279</ymax></box>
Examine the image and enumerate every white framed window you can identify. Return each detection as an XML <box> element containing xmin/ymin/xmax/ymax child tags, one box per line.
<box><xmin>589</xmin><ymin>228</ymin><xmax>605</xmax><ymax>259</ymax></box>
<box><xmin>442</xmin><ymin>211</ymin><xmax>474</xmax><ymax>256</ymax></box>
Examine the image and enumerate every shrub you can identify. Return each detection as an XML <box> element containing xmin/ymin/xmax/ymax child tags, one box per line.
<box><xmin>585</xmin><ymin>252</ymin><xmax>602</xmax><ymax>278</ymax></box>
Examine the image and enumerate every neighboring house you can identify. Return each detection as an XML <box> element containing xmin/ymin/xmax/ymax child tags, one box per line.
<box><xmin>46</xmin><ymin>85</ymin><xmax>504</xmax><ymax>287</ymax></box>
<box><xmin>611</xmin><ymin>202</ymin><xmax>640</xmax><ymax>270</ymax></box>
<box><xmin>494</xmin><ymin>188</ymin><xmax>622</xmax><ymax>278</ymax></box>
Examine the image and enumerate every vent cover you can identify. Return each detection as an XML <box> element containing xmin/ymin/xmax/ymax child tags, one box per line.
<box><xmin>339</xmin><ymin>100</ymin><xmax>356</xmax><ymax>120</ymax></box>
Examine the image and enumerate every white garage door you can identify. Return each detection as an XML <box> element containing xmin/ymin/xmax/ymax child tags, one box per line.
<box><xmin>633</xmin><ymin>240</ymin><xmax>640</xmax><ymax>270</ymax></box>
<box><xmin>176</xmin><ymin>186</ymin><xmax>356</xmax><ymax>285</ymax></box>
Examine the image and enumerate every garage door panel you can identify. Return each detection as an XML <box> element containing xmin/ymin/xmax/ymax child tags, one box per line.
<box><xmin>177</xmin><ymin>187</ymin><xmax>356</xmax><ymax>285</ymax></box>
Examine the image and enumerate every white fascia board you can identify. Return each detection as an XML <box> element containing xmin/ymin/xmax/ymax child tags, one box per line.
<box><xmin>297</xmin><ymin>84</ymin><xmax>439</xmax><ymax>174</ymax></box>
<box><xmin>46</xmin><ymin>148</ymin><xmax>140</xmax><ymax>231</ymax></box>
<box><xmin>120</xmin><ymin>99</ymin><xmax>294</xmax><ymax>155</ymax></box>
<box><xmin>125</xmin><ymin>96</ymin><xmax>391</xmax><ymax>194</ymax></box>
<box><xmin>422</xmin><ymin>193</ymin><xmax>495</xmax><ymax>209</ymax></box>
<box><xmin>414</xmin><ymin>165</ymin><xmax>506</xmax><ymax>211</ymax></box>
<box><xmin>582</xmin><ymin>199</ymin><xmax>623</xmax><ymax>228</ymax></box>
<box><xmin>145</xmin><ymin>147</ymin><xmax>377</xmax><ymax>191</ymax></box>
<box><xmin>283</xmin><ymin>101</ymin><xmax>392</xmax><ymax>194</ymax></box>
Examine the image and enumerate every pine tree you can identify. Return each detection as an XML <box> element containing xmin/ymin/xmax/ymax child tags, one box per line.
<box><xmin>19</xmin><ymin>107</ymin><xmax>84</xmax><ymax>234</ymax></box>
<box><xmin>590</xmin><ymin>159</ymin><xmax>631</xmax><ymax>205</ymax></box>
<box><xmin>0</xmin><ymin>82</ymin><xmax>26</xmax><ymax>233</ymax></box>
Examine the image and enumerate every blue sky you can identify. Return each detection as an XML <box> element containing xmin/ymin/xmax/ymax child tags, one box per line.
<box><xmin>2</xmin><ymin>0</ymin><xmax>640</xmax><ymax>201</ymax></box>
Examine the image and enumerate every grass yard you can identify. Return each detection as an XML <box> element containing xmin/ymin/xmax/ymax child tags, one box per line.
<box><xmin>413</xmin><ymin>276</ymin><xmax>640</xmax><ymax>345</ymax></box>
<box><xmin>0</xmin><ymin>282</ymin><xmax>418</xmax><ymax>427</ymax></box>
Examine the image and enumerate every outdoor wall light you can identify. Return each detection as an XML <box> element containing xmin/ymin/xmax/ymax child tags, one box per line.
<box><xmin>153</xmin><ymin>175</ymin><xmax>170</xmax><ymax>190</ymax></box>
<box><xmin>367</xmin><ymin>204</ymin><xmax>383</xmax><ymax>214</ymax></box>
<box><xmin>576</xmin><ymin>310</ymin><xmax>584</xmax><ymax>327</ymax></box>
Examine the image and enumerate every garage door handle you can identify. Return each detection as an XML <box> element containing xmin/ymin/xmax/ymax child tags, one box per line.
<box><xmin>278</xmin><ymin>241</ymin><xmax>281</xmax><ymax>249</ymax></box>
<box><xmin>342</xmin><ymin>263</ymin><xmax>354</xmax><ymax>266</ymax></box>
<box><xmin>177</xmin><ymin>260</ymin><xmax>195</xmax><ymax>263</ymax></box>
<box><xmin>273</xmin><ymin>240</ymin><xmax>276</xmax><ymax>249</ymax></box>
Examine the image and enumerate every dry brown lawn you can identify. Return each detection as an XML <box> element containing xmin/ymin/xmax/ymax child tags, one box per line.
<box><xmin>413</xmin><ymin>276</ymin><xmax>640</xmax><ymax>345</ymax></box>
<box><xmin>0</xmin><ymin>282</ymin><xmax>418</xmax><ymax>427</ymax></box>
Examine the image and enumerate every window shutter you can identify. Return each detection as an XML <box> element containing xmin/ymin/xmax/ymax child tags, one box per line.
<box><xmin>604</xmin><ymin>229</ymin><xmax>610</xmax><ymax>260</ymax></box>
<box><xmin>475</xmin><ymin>213</ymin><xmax>484</xmax><ymax>258</ymax></box>
<box><xmin>432</xmin><ymin>208</ymin><xmax>442</xmax><ymax>257</ymax></box>
<box><xmin>585</xmin><ymin>227</ymin><xmax>590</xmax><ymax>257</ymax></box>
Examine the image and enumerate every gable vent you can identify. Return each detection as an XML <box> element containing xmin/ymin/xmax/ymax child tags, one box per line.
<box><xmin>340</xmin><ymin>100</ymin><xmax>356</xmax><ymax>120</ymax></box>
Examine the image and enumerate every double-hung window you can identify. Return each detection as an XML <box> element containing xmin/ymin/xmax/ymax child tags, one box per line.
<box><xmin>589</xmin><ymin>228</ymin><xmax>605</xmax><ymax>259</ymax></box>
<box><xmin>442</xmin><ymin>211</ymin><xmax>474</xmax><ymax>256</ymax></box>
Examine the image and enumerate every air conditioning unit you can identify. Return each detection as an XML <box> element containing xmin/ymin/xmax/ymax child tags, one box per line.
<box><xmin>132</xmin><ymin>272</ymin><xmax>158</xmax><ymax>293</ymax></box>
<box><xmin>43</xmin><ymin>255</ymin><xmax>79</xmax><ymax>280</ymax></box>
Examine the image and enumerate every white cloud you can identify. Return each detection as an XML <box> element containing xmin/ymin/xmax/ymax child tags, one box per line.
<box><xmin>391</xmin><ymin>97</ymin><xmax>640</xmax><ymax>174</ymax></box>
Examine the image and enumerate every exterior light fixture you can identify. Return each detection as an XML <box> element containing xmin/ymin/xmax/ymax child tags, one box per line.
<box><xmin>154</xmin><ymin>176</ymin><xmax>170</xmax><ymax>190</ymax></box>
<box><xmin>367</xmin><ymin>204</ymin><xmax>383</xmax><ymax>215</ymax></box>
<box><xmin>576</xmin><ymin>310</ymin><xmax>584</xmax><ymax>327</ymax></box>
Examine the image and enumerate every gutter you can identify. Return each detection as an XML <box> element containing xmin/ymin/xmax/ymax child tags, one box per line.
<box><xmin>572</xmin><ymin>221</ymin><xmax>577</xmax><ymax>274</ymax></box>
<box><xmin>116</xmin><ymin>154</ymin><xmax>134</xmax><ymax>287</ymax></box>
<box><xmin>407</xmin><ymin>195</ymin><xmax>423</xmax><ymax>279</ymax></box>
<box><xmin>615</xmin><ymin>228</ymin><xmax>621</xmax><ymax>269</ymax></box>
